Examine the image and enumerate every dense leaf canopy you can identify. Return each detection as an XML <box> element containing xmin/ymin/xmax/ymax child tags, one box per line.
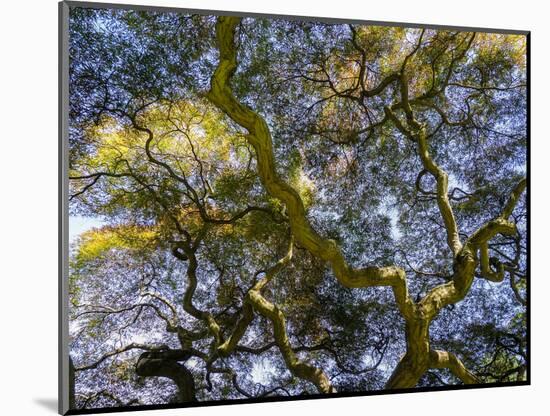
<box><xmin>68</xmin><ymin>6</ymin><xmax>527</xmax><ymax>410</ymax></box>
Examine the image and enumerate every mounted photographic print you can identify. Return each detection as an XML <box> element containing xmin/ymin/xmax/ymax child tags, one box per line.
<box><xmin>59</xmin><ymin>1</ymin><xmax>529</xmax><ymax>414</ymax></box>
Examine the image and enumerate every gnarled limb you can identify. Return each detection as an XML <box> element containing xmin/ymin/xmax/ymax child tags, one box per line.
<box><xmin>218</xmin><ymin>237</ymin><xmax>295</xmax><ymax>357</ymax></box>
<box><xmin>479</xmin><ymin>241</ymin><xmax>505</xmax><ymax>282</ymax></box>
<box><xmin>385</xmin><ymin>320</ymin><xmax>431</xmax><ymax>389</ymax></box>
<box><xmin>206</xmin><ymin>16</ymin><xmax>527</xmax><ymax>394</ymax></box>
<box><xmin>245</xmin><ymin>238</ymin><xmax>335</xmax><ymax>394</ymax></box>
<box><xmin>246</xmin><ymin>289</ymin><xmax>335</xmax><ymax>394</ymax></box>
<box><xmin>173</xmin><ymin>238</ymin><xmax>222</xmax><ymax>344</ymax></box>
<box><xmin>136</xmin><ymin>350</ymin><xmax>196</xmax><ymax>402</ymax></box>
<box><xmin>418</xmin><ymin>244</ymin><xmax>478</xmax><ymax>318</ymax></box>
<box><xmin>429</xmin><ymin>349</ymin><xmax>480</xmax><ymax>384</ymax></box>
<box><xmin>469</xmin><ymin>177</ymin><xmax>526</xmax><ymax>284</ymax></box>
<box><xmin>469</xmin><ymin>218</ymin><xmax>517</xmax><ymax>248</ymax></box>
<box><xmin>385</xmin><ymin>104</ymin><xmax>462</xmax><ymax>256</ymax></box>
<box><xmin>502</xmin><ymin>178</ymin><xmax>527</xmax><ymax>219</ymax></box>
<box><xmin>399</xmin><ymin>178</ymin><xmax>526</xmax><ymax>386</ymax></box>
<box><xmin>470</xmin><ymin>177</ymin><xmax>525</xmax><ymax>249</ymax></box>
<box><xmin>416</xmin><ymin>218</ymin><xmax>514</xmax><ymax>315</ymax></box>
<box><xmin>246</xmin><ymin>245</ymin><xmax>336</xmax><ymax>393</ymax></box>
<box><xmin>206</xmin><ymin>16</ymin><xmax>414</xmax><ymax>320</ymax></box>
<box><xmin>173</xmin><ymin>229</ymin><xmax>331</xmax><ymax>396</ymax></box>
<box><xmin>416</xmin><ymin>129</ymin><xmax>462</xmax><ymax>255</ymax></box>
<box><xmin>216</xmin><ymin>303</ymin><xmax>254</xmax><ymax>357</ymax></box>
<box><xmin>416</xmin><ymin>178</ymin><xmax>525</xmax><ymax>321</ymax></box>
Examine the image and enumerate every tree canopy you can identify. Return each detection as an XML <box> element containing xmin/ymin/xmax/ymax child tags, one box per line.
<box><xmin>68</xmin><ymin>6</ymin><xmax>527</xmax><ymax>410</ymax></box>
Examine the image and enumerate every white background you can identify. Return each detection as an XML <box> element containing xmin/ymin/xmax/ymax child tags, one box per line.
<box><xmin>1</xmin><ymin>0</ymin><xmax>547</xmax><ymax>415</ymax></box>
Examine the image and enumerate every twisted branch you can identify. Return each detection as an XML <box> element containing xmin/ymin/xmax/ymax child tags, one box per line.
<box><xmin>206</xmin><ymin>16</ymin><xmax>414</xmax><ymax>320</ymax></box>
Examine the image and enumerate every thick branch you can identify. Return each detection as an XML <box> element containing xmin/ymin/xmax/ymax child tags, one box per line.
<box><xmin>469</xmin><ymin>218</ymin><xmax>517</xmax><ymax>248</ymax></box>
<box><xmin>206</xmin><ymin>16</ymin><xmax>414</xmax><ymax>319</ymax></box>
<box><xmin>429</xmin><ymin>349</ymin><xmax>480</xmax><ymax>384</ymax></box>
<box><xmin>174</xmin><ymin>240</ymin><xmax>222</xmax><ymax>344</ymax></box>
<box><xmin>216</xmin><ymin>303</ymin><xmax>254</xmax><ymax>357</ymax></box>
<box><xmin>385</xmin><ymin>103</ymin><xmax>462</xmax><ymax>256</ymax></box>
<box><xmin>419</xmin><ymin>178</ymin><xmax>526</xmax><ymax>317</ymax></box>
<box><xmin>244</xmin><ymin>239</ymin><xmax>335</xmax><ymax>394</ymax></box>
<box><xmin>136</xmin><ymin>350</ymin><xmax>196</xmax><ymax>402</ymax></box>
<box><xmin>502</xmin><ymin>178</ymin><xmax>527</xmax><ymax>219</ymax></box>
<box><xmin>479</xmin><ymin>241</ymin><xmax>505</xmax><ymax>282</ymax></box>
<box><xmin>247</xmin><ymin>289</ymin><xmax>335</xmax><ymax>394</ymax></box>
<box><xmin>417</xmin><ymin>129</ymin><xmax>462</xmax><ymax>255</ymax></box>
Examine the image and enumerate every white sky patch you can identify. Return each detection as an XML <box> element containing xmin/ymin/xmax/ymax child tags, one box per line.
<box><xmin>387</xmin><ymin>206</ymin><xmax>402</xmax><ymax>241</ymax></box>
<box><xmin>380</xmin><ymin>195</ymin><xmax>402</xmax><ymax>241</ymax></box>
<box><xmin>69</xmin><ymin>215</ymin><xmax>105</xmax><ymax>243</ymax></box>
<box><xmin>251</xmin><ymin>357</ymin><xmax>278</xmax><ymax>385</ymax></box>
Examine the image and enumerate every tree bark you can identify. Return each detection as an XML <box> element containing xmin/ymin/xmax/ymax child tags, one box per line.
<box><xmin>207</xmin><ymin>15</ymin><xmax>527</xmax><ymax>392</ymax></box>
<box><xmin>136</xmin><ymin>351</ymin><xmax>196</xmax><ymax>402</ymax></box>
